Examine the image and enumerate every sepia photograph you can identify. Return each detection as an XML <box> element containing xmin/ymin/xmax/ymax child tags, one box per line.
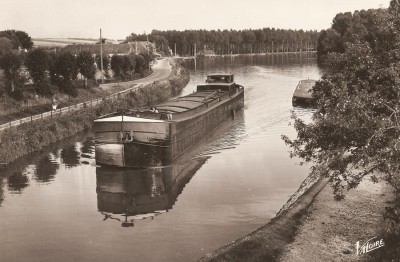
<box><xmin>0</xmin><ymin>0</ymin><xmax>398</xmax><ymax>261</ymax></box>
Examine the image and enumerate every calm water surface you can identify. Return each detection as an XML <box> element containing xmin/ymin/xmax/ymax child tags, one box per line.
<box><xmin>0</xmin><ymin>53</ymin><xmax>321</xmax><ymax>262</ymax></box>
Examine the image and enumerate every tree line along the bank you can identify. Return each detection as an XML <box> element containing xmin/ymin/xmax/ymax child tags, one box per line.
<box><xmin>316</xmin><ymin>8</ymin><xmax>392</xmax><ymax>65</ymax></box>
<box><xmin>283</xmin><ymin>1</ymin><xmax>400</xmax><ymax>258</ymax></box>
<box><xmin>0</xmin><ymin>31</ymin><xmax>154</xmax><ymax>100</ymax></box>
<box><xmin>127</xmin><ymin>28</ymin><xmax>320</xmax><ymax>56</ymax></box>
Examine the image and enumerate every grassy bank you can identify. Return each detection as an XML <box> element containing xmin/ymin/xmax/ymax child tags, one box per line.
<box><xmin>0</xmin><ymin>59</ymin><xmax>189</xmax><ymax>165</ymax></box>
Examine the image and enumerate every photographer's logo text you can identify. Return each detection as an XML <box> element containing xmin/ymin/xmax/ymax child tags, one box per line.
<box><xmin>356</xmin><ymin>237</ymin><xmax>384</xmax><ymax>255</ymax></box>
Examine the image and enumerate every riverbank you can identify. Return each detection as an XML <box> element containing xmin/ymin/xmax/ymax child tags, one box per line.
<box><xmin>279</xmin><ymin>175</ymin><xmax>393</xmax><ymax>262</ymax></box>
<box><xmin>0</xmin><ymin>59</ymin><xmax>189</xmax><ymax>165</ymax></box>
<box><xmin>198</xmin><ymin>174</ymin><xmax>395</xmax><ymax>261</ymax></box>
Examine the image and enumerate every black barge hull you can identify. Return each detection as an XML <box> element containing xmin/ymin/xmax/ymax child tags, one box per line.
<box><xmin>94</xmin><ymin>90</ymin><xmax>244</xmax><ymax>167</ymax></box>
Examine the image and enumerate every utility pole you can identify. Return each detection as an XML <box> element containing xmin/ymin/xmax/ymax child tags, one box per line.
<box><xmin>146</xmin><ymin>34</ymin><xmax>150</xmax><ymax>69</ymax></box>
<box><xmin>194</xmin><ymin>42</ymin><xmax>197</xmax><ymax>71</ymax></box>
<box><xmin>147</xmin><ymin>34</ymin><xmax>150</xmax><ymax>55</ymax></box>
<box><xmin>100</xmin><ymin>29</ymin><xmax>104</xmax><ymax>84</ymax></box>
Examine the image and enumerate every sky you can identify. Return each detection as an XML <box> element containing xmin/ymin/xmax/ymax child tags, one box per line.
<box><xmin>0</xmin><ymin>0</ymin><xmax>389</xmax><ymax>40</ymax></box>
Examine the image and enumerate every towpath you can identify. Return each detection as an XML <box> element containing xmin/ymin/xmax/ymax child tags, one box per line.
<box><xmin>198</xmin><ymin>176</ymin><xmax>392</xmax><ymax>261</ymax></box>
<box><xmin>278</xmin><ymin>176</ymin><xmax>392</xmax><ymax>262</ymax></box>
<box><xmin>0</xmin><ymin>59</ymin><xmax>172</xmax><ymax>131</ymax></box>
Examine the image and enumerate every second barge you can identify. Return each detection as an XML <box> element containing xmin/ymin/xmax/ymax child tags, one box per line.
<box><xmin>292</xmin><ymin>79</ymin><xmax>316</xmax><ymax>107</ymax></box>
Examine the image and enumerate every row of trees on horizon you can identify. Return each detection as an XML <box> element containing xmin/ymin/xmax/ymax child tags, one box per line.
<box><xmin>127</xmin><ymin>28</ymin><xmax>320</xmax><ymax>56</ymax></box>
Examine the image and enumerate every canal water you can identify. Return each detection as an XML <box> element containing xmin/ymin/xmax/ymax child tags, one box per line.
<box><xmin>0</xmin><ymin>53</ymin><xmax>321</xmax><ymax>262</ymax></box>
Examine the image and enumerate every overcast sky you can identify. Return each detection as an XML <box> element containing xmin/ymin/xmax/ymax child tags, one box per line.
<box><xmin>0</xmin><ymin>0</ymin><xmax>389</xmax><ymax>40</ymax></box>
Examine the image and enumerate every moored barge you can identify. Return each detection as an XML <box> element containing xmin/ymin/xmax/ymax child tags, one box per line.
<box><xmin>94</xmin><ymin>73</ymin><xmax>244</xmax><ymax>167</ymax></box>
<box><xmin>292</xmin><ymin>79</ymin><xmax>316</xmax><ymax>107</ymax></box>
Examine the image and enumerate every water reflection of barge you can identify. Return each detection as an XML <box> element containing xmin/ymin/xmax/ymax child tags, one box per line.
<box><xmin>94</xmin><ymin>74</ymin><xmax>244</xmax><ymax>167</ymax></box>
<box><xmin>96</xmin><ymin>157</ymin><xmax>209</xmax><ymax>227</ymax></box>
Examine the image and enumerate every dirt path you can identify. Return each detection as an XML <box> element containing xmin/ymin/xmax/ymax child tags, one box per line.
<box><xmin>278</xmin><ymin>176</ymin><xmax>393</xmax><ymax>262</ymax></box>
<box><xmin>98</xmin><ymin>58</ymin><xmax>172</xmax><ymax>89</ymax></box>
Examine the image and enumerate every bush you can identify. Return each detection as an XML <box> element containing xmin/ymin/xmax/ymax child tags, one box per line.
<box><xmin>35</xmin><ymin>83</ymin><xmax>58</xmax><ymax>97</ymax></box>
<box><xmin>25</xmin><ymin>49</ymin><xmax>49</xmax><ymax>84</ymax></box>
<box><xmin>64</xmin><ymin>86</ymin><xmax>78</xmax><ymax>97</ymax></box>
<box><xmin>9</xmin><ymin>87</ymin><xmax>24</xmax><ymax>100</ymax></box>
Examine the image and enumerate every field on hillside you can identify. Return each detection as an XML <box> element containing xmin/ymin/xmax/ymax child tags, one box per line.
<box><xmin>32</xmin><ymin>38</ymin><xmax>98</xmax><ymax>47</ymax></box>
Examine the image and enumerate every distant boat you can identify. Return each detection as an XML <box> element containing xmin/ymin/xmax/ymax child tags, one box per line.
<box><xmin>292</xmin><ymin>79</ymin><xmax>316</xmax><ymax>107</ymax></box>
<box><xmin>94</xmin><ymin>73</ymin><xmax>245</xmax><ymax>167</ymax></box>
<box><xmin>196</xmin><ymin>49</ymin><xmax>216</xmax><ymax>57</ymax></box>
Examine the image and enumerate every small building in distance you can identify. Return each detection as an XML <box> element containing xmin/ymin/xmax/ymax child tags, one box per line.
<box><xmin>196</xmin><ymin>49</ymin><xmax>216</xmax><ymax>57</ymax></box>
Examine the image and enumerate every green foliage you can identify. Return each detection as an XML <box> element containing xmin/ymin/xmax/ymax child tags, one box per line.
<box><xmin>283</xmin><ymin>0</ymin><xmax>400</xmax><ymax>236</ymax></box>
<box><xmin>0</xmin><ymin>37</ymin><xmax>13</xmax><ymax>55</ymax></box>
<box><xmin>316</xmin><ymin>29</ymin><xmax>343</xmax><ymax>64</ymax></box>
<box><xmin>110</xmin><ymin>54</ymin><xmax>136</xmax><ymax>78</ymax></box>
<box><xmin>121</xmin><ymin>55</ymin><xmax>135</xmax><ymax>77</ymax></box>
<box><xmin>0</xmin><ymin>52</ymin><xmax>22</xmax><ymax>79</ymax></box>
<box><xmin>95</xmin><ymin>54</ymin><xmax>110</xmax><ymax>71</ymax></box>
<box><xmin>77</xmin><ymin>51</ymin><xmax>96</xmax><ymax>86</ymax></box>
<box><xmin>0</xmin><ymin>30</ymin><xmax>33</xmax><ymax>50</ymax></box>
<box><xmin>141</xmin><ymin>53</ymin><xmax>155</xmax><ymax>69</ymax></box>
<box><xmin>8</xmin><ymin>86</ymin><xmax>24</xmax><ymax>100</ymax></box>
<box><xmin>0</xmin><ymin>30</ymin><xmax>20</xmax><ymax>49</ymax></box>
<box><xmin>331</xmin><ymin>12</ymin><xmax>353</xmax><ymax>36</ymax></box>
<box><xmin>316</xmin><ymin>8</ymin><xmax>392</xmax><ymax>64</ymax></box>
<box><xmin>134</xmin><ymin>54</ymin><xmax>146</xmax><ymax>73</ymax></box>
<box><xmin>77</xmin><ymin>51</ymin><xmax>95</xmax><ymax>79</ymax></box>
<box><xmin>35</xmin><ymin>83</ymin><xmax>58</xmax><ymax>97</ymax></box>
<box><xmin>110</xmin><ymin>55</ymin><xmax>123</xmax><ymax>77</ymax></box>
<box><xmin>0</xmin><ymin>51</ymin><xmax>23</xmax><ymax>93</ymax></box>
<box><xmin>25</xmin><ymin>48</ymin><xmax>49</xmax><ymax>84</ymax></box>
<box><xmin>49</xmin><ymin>52</ymin><xmax>78</xmax><ymax>92</ymax></box>
<box><xmin>129</xmin><ymin>28</ymin><xmax>320</xmax><ymax>56</ymax></box>
<box><xmin>14</xmin><ymin>31</ymin><xmax>33</xmax><ymax>49</ymax></box>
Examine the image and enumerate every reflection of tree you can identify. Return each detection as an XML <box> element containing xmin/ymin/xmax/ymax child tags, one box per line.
<box><xmin>60</xmin><ymin>144</ymin><xmax>80</xmax><ymax>168</ymax></box>
<box><xmin>81</xmin><ymin>139</ymin><xmax>95</xmax><ymax>155</ymax></box>
<box><xmin>7</xmin><ymin>173</ymin><xmax>29</xmax><ymax>193</ymax></box>
<box><xmin>35</xmin><ymin>155</ymin><xmax>59</xmax><ymax>183</ymax></box>
<box><xmin>0</xmin><ymin>178</ymin><xmax>4</xmax><ymax>206</ymax></box>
